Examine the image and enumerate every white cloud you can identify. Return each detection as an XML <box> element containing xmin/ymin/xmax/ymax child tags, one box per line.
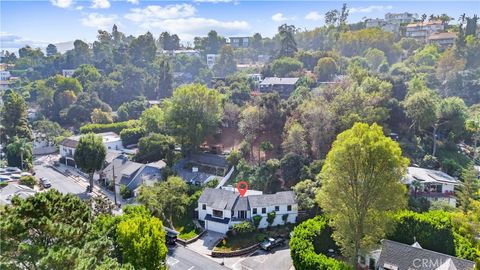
<box><xmin>272</xmin><ymin>13</ymin><xmax>295</xmax><ymax>22</ymax></box>
<box><xmin>193</xmin><ymin>0</ymin><xmax>233</xmax><ymax>3</ymax></box>
<box><xmin>91</xmin><ymin>0</ymin><xmax>110</xmax><ymax>9</ymax></box>
<box><xmin>50</xmin><ymin>0</ymin><xmax>74</xmax><ymax>8</ymax></box>
<box><xmin>81</xmin><ymin>13</ymin><xmax>118</xmax><ymax>29</ymax></box>
<box><xmin>125</xmin><ymin>4</ymin><xmax>196</xmax><ymax>22</ymax></box>
<box><xmin>349</xmin><ymin>5</ymin><xmax>393</xmax><ymax>14</ymax></box>
<box><xmin>76</xmin><ymin>6</ymin><xmax>84</xmax><ymax>10</ymax></box>
<box><xmin>305</xmin><ymin>11</ymin><xmax>323</xmax><ymax>21</ymax></box>
<box><xmin>0</xmin><ymin>32</ymin><xmax>49</xmax><ymax>51</ymax></box>
<box><xmin>126</xmin><ymin>0</ymin><xmax>139</xmax><ymax>4</ymax></box>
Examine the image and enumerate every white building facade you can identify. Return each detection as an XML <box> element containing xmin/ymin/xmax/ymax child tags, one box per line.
<box><xmin>198</xmin><ymin>188</ymin><xmax>298</xmax><ymax>234</ymax></box>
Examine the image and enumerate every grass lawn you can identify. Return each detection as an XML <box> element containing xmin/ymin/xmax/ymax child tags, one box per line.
<box><xmin>173</xmin><ymin>211</ymin><xmax>202</xmax><ymax>240</ymax></box>
<box><xmin>214</xmin><ymin>225</ymin><xmax>293</xmax><ymax>252</ymax></box>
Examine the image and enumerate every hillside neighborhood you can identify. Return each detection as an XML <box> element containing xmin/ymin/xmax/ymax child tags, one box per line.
<box><xmin>1</xmin><ymin>1</ymin><xmax>479</xmax><ymax>270</ymax></box>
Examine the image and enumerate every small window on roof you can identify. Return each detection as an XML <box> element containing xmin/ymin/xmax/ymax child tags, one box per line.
<box><xmin>202</xmin><ymin>204</ymin><xmax>206</xmax><ymax>210</ymax></box>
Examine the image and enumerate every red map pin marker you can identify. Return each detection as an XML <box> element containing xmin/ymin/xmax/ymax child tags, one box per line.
<box><xmin>236</xmin><ymin>181</ymin><xmax>248</xmax><ymax>197</ymax></box>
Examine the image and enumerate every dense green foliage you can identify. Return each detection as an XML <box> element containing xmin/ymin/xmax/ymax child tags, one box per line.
<box><xmin>80</xmin><ymin>120</ymin><xmax>138</xmax><ymax>134</ymax></box>
<box><xmin>74</xmin><ymin>133</ymin><xmax>106</xmax><ymax>188</ymax></box>
<box><xmin>318</xmin><ymin>123</ymin><xmax>408</xmax><ymax>264</ymax></box>
<box><xmin>290</xmin><ymin>216</ymin><xmax>352</xmax><ymax>270</ymax></box>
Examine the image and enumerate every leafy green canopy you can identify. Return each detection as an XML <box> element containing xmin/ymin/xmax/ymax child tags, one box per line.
<box><xmin>290</xmin><ymin>216</ymin><xmax>352</xmax><ymax>270</ymax></box>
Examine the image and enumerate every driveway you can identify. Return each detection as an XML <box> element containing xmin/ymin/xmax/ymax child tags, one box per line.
<box><xmin>232</xmin><ymin>243</ymin><xmax>293</xmax><ymax>270</ymax></box>
<box><xmin>167</xmin><ymin>244</ymin><xmax>228</xmax><ymax>270</ymax></box>
<box><xmin>187</xmin><ymin>231</ymin><xmax>225</xmax><ymax>256</ymax></box>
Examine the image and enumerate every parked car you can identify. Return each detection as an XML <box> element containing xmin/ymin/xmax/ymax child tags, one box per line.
<box><xmin>40</xmin><ymin>178</ymin><xmax>52</xmax><ymax>188</ymax></box>
<box><xmin>260</xmin><ymin>237</ymin><xmax>285</xmax><ymax>251</ymax></box>
<box><xmin>164</xmin><ymin>227</ymin><xmax>178</xmax><ymax>245</ymax></box>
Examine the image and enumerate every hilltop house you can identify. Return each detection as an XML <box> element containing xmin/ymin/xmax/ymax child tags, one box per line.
<box><xmin>403</xmin><ymin>167</ymin><xmax>460</xmax><ymax>207</ymax></box>
<box><xmin>229</xmin><ymin>37</ymin><xmax>250</xmax><ymax>48</ymax></box>
<box><xmin>427</xmin><ymin>32</ymin><xmax>457</xmax><ymax>48</ymax></box>
<box><xmin>406</xmin><ymin>20</ymin><xmax>445</xmax><ymax>41</ymax></box>
<box><xmin>359</xmin><ymin>240</ymin><xmax>475</xmax><ymax>270</ymax></box>
<box><xmin>59</xmin><ymin>132</ymin><xmax>123</xmax><ymax>167</ymax></box>
<box><xmin>258</xmin><ymin>77</ymin><xmax>299</xmax><ymax>99</ymax></box>
<box><xmin>197</xmin><ymin>187</ymin><xmax>298</xmax><ymax>234</ymax></box>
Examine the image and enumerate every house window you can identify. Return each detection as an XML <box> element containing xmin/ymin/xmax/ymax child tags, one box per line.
<box><xmin>253</xmin><ymin>208</ymin><xmax>257</xmax><ymax>214</ymax></box>
<box><xmin>287</xmin><ymin>205</ymin><xmax>292</xmax><ymax>211</ymax></box>
<box><xmin>213</xmin><ymin>210</ymin><xmax>223</xmax><ymax>218</ymax></box>
<box><xmin>262</xmin><ymin>208</ymin><xmax>266</xmax><ymax>214</ymax></box>
<box><xmin>202</xmin><ymin>204</ymin><xmax>206</xmax><ymax>210</ymax></box>
<box><xmin>275</xmin><ymin>206</ymin><xmax>279</xmax><ymax>212</ymax></box>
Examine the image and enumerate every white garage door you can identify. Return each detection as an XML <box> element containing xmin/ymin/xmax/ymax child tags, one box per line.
<box><xmin>206</xmin><ymin>220</ymin><xmax>229</xmax><ymax>234</ymax></box>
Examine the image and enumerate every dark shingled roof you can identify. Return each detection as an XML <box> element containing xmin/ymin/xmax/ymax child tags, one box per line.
<box><xmin>248</xmin><ymin>191</ymin><xmax>296</xmax><ymax>208</ymax></box>
<box><xmin>60</xmin><ymin>138</ymin><xmax>79</xmax><ymax>148</ymax></box>
<box><xmin>377</xmin><ymin>240</ymin><xmax>475</xmax><ymax>270</ymax></box>
<box><xmin>233</xmin><ymin>197</ymin><xmax>249</xmax><ymax>211</ymax></box>
<box><xmin>198</xmin><ymin>188</ymin><xmax>238</xmax><ymax>210</ymax></box>
<box><xmin>189</xmin><ymin>153</ymin><xmax>228</xmax><ymax>168</ymax></box>
<box><xmin>205</xmin><ymin>214</ymin><xmax>231</xmax><ymax>224</ymax></box>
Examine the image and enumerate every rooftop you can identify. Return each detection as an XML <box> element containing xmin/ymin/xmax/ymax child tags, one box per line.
<box><xmin>428</xmin><ymin>32</ymin><xmax>457</xmax><ymax>40</ymax></box>
<box><xmin>407</xmin><ymin>20</ymin><xmax>443</xmax><ymax>27</ymax></box>
<box><xmin>260</xmin><ymin>77</ymin><xmax>299</xmax><ymax>86</ymax></box>
<box><xmin>60</xmin><ymin>132</ymin><xmax>122</xmax><ymax>147</ymax></box>
<box><xmin>377</xmin><ymin>239</ymin><xmax>475</xmax><ymax>270</ymax></box>
<box><xmin>404</xmin><ymin>167</ymin><xmax>459</xmax><ymax>186</ymax></box>
<box><xmin>0</xmin><ymin>184</ymin><xmax>36</xmax><ymax>205</ymax></box>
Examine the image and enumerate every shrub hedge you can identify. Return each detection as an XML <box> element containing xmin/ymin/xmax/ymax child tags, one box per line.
<box><xmin>120</xmin><ymin>127</ymin><xmax>145</xmax><ymax>146</ymax></box>
<box><xmin>80</xmin><ymin>120</ymin><xmax>139</xmax><ymax>134</ymax></box>
<box><xmin>290</xmin><ymin>216</ymin><xmax>352</xmax><ymax>270</ymax></box>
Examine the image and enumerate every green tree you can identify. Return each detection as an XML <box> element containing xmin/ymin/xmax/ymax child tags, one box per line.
<box><xmin>314</xmin><ymin>57</ymin><xmax>338</xmax><ymax>81</ymax></box>
<box><xmin>259</xmin><ymin>141</ymin><xmax>273</xmax><ymax>161</ymax></box>
<box><xmin>458</xmin><ymin>165</ymin><xmax>480</xmax><ymax>214</ymax></box>
<box><xmin>137</xmin><ymin>176</ymin><xmax>189</xmax><ymax>227</ymax></box>
<box><xmin>282</xmin><ymin>122</ymin><xmax>308</xmax><ymax>156</ymax></box>
<box><xmin>466</xmin><ymin>110</ymin><xmax>480</xmax><ymax>161</ymax></box>
<box><xmin>239</xmin><ymin>105</ymin><xmax>264</xmax><ymax>158</ymax></box>
<box><xmin>140</xmin><ymin>106</ymin><xmax>165</xmax><ymax>134</ymax></box>
<box><xmin>204</xmin><ymin>30</ymin><xmax>225</xmax><ymax>54</ymax></box>
<box><xmin>153</xmin><ymin>58</ymin><xmax>174</xmax><ymax>99</ymax></box>
<box><xmin>432</xmin><ymin>97</ymin><xmax>468</xmax><ymax>156</ymax></box>
<box><xmin>0</xmin><ymin>190</ymin><xmax>94</xmax><ymax>269</ymax></box>
<box><xmin>129</xmin><ymin>32</ymin><xmax>157</xmax><ymax>67</ymax></box>
<box><xmin>213</xmin><ymin>45</ymin><xmax>237</xmax><ymax>77</ymax></box>
<box><xmin>278</xmin><ymin>24</ymin><xmax>298</xmax><ymax>57</ymax></box>
<box><xmin>158</xmin><ymin>31</ymin><xmax>180</xmax><ymax>50</ymax></box>
<box><xmin>271</xmin><ymin>57</ymin><xmax>303</xmax><ymax>77</ymax></box>
<box><xmin>46</xmin><ymin>43</ymin><xmax>58</xmax><ymax>57</ymax></box>
<box><xmin>73</xmin><ymin>64</ymin><xmax>101</xmax><ymax>89</ymax></box>
<box><xmin>91</xmin><ymin>108</ymin><xmax>113</xmax><ymax>124</ymax></box>
<box><xmin>292</xmin><ymin>179</ymin><xmax>321</xmax><ymax>213</ymax></box>
<box><xmin>403</xmin><ymin>90</ymin><xmax>439</xmax><ymax>132</ymax></box>
<box><xmin>6</xmin><ymin>136</ymin><xmax>32</xmax><ymax>170</ymax></box>
<box><xmin>164</xmin><ymin>84</ymin><xmax>223</xmax><ymax>151</ymax></box>
<box><xmin>364</xmin><ymin>48</ymin><xmax>387</xmax><ymax>71</ymax></box>
<box><xmin>33</xmin><ymin>120</ymin><xmax>73</xmax><ymax>146</ymax></box>
<box><xmin>280</xmin><ymin>153</ymin><xmax>305</xmax><ymax>187</ymax></box>
<box><xmin>116</xmin><ymin>213</ymin><xmax>167</xmax><ymax>269</ymax></box>
<box><xmin>117</xmin><ymin>98</ymin><xmax>148</xmax><ymax>121</ymax></box>
<box><xmin>74</xmin><ymin>133</ymin><xmax>106</xmax><ymax>191</ymax></box>
<box><xmin>253</xmin><ymin>158</ymin><xmax>279</xmax><ymax>192</ymax></box>
<box><xmin>1</xmin><ymin>91</ymin><xmax>32</xmax><ymax>142</ymax></box>
<box><xmin>317</xmin><ymin>123</ymin><xmax>408</xmax><ymax>265</ymax></box>
<box><xmin>136</xmin><ymin>133</ymin><xmax>175</xmax><ymax>165</ymax></box>
<box><xmin>267</xmin><ymin>211</ymin><xmax>276</xmax><ymax>227</ymax></box>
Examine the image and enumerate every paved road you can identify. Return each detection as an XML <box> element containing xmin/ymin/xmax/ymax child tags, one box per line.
<box><xmin>232</xmin><ymin>245</ymin><xmax>292</xmax><ymax>270</ymax></box>
<box><xmin>167</xmin><ymin>244</ymin><xmax>228</xmax><ymax>270</ymax></box>
<box><xmin>34</xmin><ymin>164</ymin><xmax>91</xmax><ymax>200</ymax></box>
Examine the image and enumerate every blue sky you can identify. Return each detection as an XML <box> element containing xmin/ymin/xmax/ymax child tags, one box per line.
<box><xmin>1</xmin><ymin>0</ymin><xmax>479</xmax><ymax>51</ymax></box>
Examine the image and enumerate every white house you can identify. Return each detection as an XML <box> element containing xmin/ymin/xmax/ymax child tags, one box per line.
<box><xmin>62</xmin><ymin>69</ymin><xmax>76</xmax><ymax>77</ymax></box>
<box><xmin>59</xmin><ymin>132</ymin><xmax>123</xmax><ymax>167</ymax></box>
<box><xmin>406</xmin><ymin>20</ymin><xmax>445</xmax><ymax>41</ymax></box>
<box><xmin>403</xmin><ymin>167</ymin><xmax>460</xmax><ymax>207</ymax></box>
<box><xmin>197</xmin><ymin>187</ymin><xmax>298</xmax><ymax>234</ymax></box>
<box><xmin>206</xmin><ymin>54</ymin><xmax>219</xmax><ymax>69</ymax></box>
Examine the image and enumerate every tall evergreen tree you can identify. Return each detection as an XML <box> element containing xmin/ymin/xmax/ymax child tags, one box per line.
<box><xmin>1</xmin><ymin>91</ymin><xmax>32</xmax><ymax>142</ymax></box>
<box><xmin>278</xmin><ymin>24</ymin><xmax>298</xmax><ymax>58</ymax></box>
